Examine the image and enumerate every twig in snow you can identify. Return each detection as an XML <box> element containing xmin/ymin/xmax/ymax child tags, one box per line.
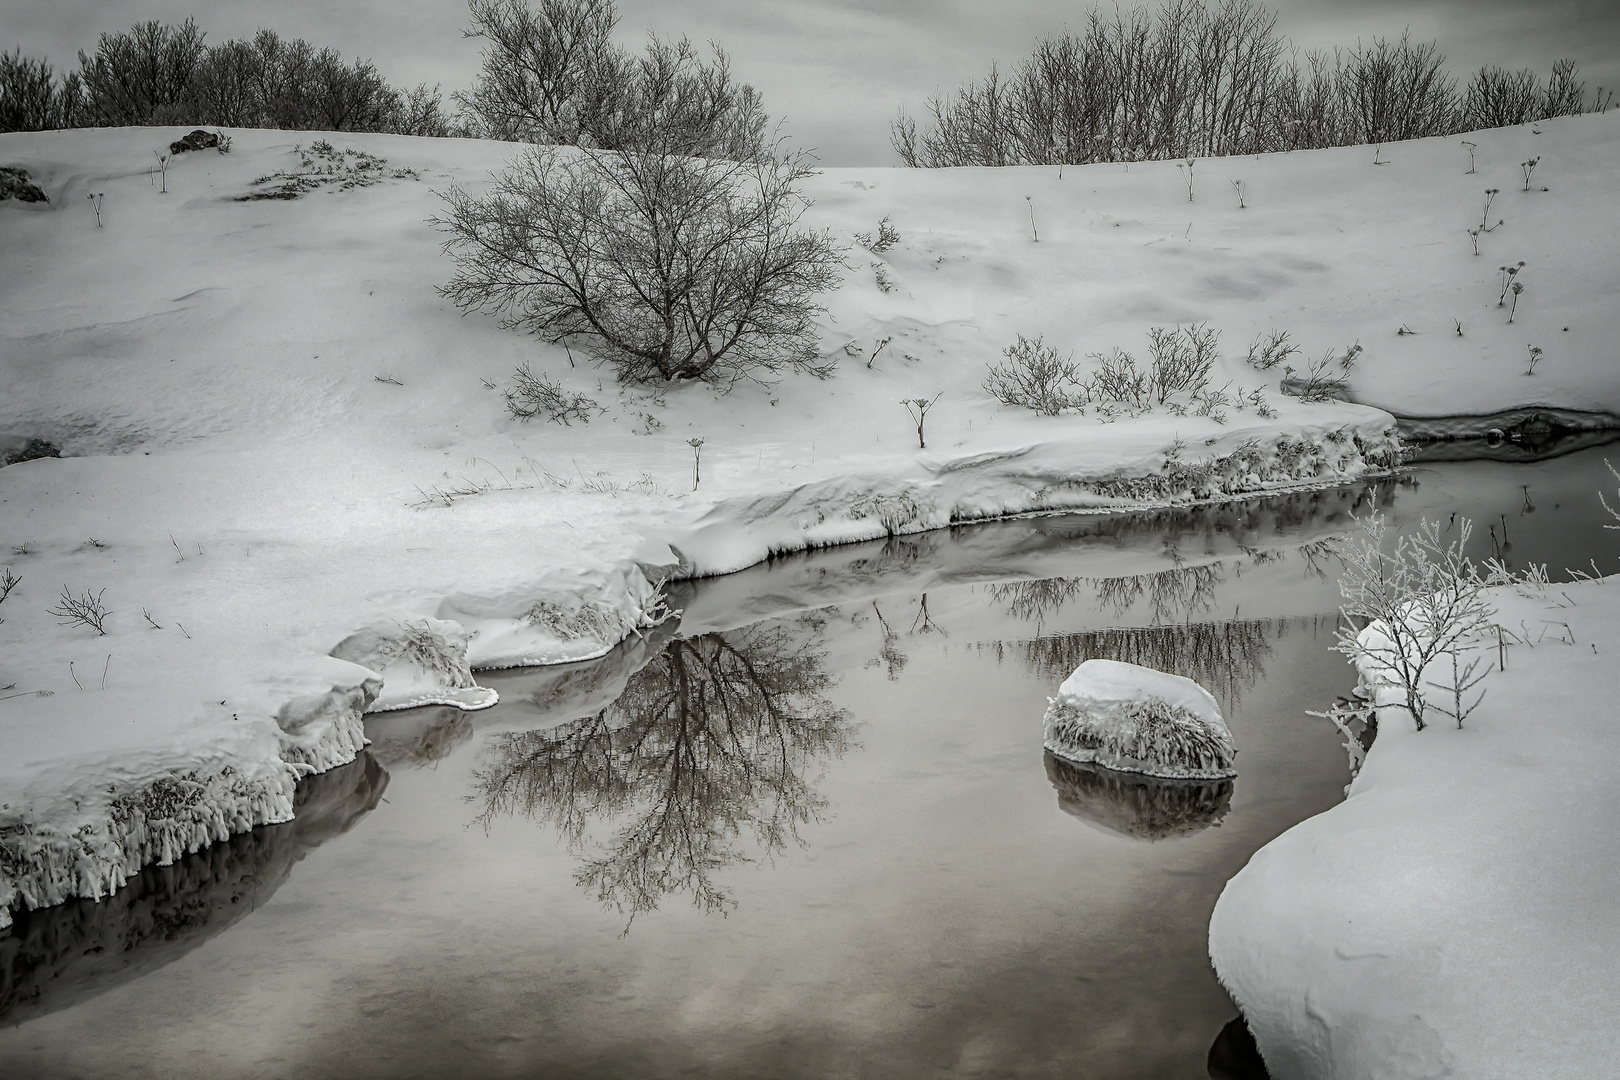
<box><xmin>374</xmin><ymin>374</ymin><xmax>405</xmax><ymax>385</ymax></box>
<box><xmin>47</xmin><ymin>586</ymin><xmax>111</xmax><ymax>635</ymax></box>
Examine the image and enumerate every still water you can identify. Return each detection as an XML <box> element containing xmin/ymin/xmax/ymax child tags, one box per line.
<box><xmin>4</xmin><ymin>446</ymin><xmax>1618</xmax><ymax>1079</ymax></box>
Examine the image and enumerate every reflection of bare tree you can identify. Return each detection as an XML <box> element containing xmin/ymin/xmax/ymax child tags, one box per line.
<box><xmin>1094</xmin><ymin>563</ymin><xmax>1223</xmax><ymax>624</ymax></box>
<box><xmin>1044</xmin><ymin>753</ymin><xmax>1233</xmax><ymax>841</ymax></box>
<box><xmin>863</xmin><ymin>602</ymin><xmax>908</xmax><ymax>680</ymax></box>
<box><xmin>1016</xmin><ymin>618</ymin><xmax>1286</xmax><ymax>712</ymax></box>
<box><xmin>473</xmin><ymin>623</ymin><xmax>852</xmax><ymax>926</ymax></box>
<box><xmin>984</xmin><ymin>578</ymin><xmax>1087</xmax><ymax>633</ymax></box>
<box><xmin>909</xmin><ymin>593</ymin><xmax>946</xmax><ymax>636</ymax></box>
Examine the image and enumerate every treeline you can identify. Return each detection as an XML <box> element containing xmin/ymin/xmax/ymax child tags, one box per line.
<box><xmin>0</xmin><ymin>19</ymin><xmax>450</xmax><ymax>136</ymax></box>
<box><xmin>893</xmin><ymin>0</ymin><xmax>1611</xmax><ymax>167</ymax></box>
<box><xmin>0</xmin><ymin>0</ymin><xmax>767</xmax><ymax>160</ymax></box>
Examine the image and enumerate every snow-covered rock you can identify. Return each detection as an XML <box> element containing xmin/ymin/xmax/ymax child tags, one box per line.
<box><xmin>329</xmin><ymin>616</ymin><xmax>497</xmax><ymax>712</ymax></box>
<box><xmin>1043</xmin><ymin>659</ymin><xmax>1236</xmax><ymax>779</ymax></box>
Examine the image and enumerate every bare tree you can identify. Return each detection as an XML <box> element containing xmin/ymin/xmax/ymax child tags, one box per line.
<box><xmin>0</xmin><ymin>50</ymin><xmax>84</xmax><ymax>131</ymax></box>
<box><xmin>455</xmin><ymin>0</ymin><xmax>618</xmax><ymax>144</ymax></box>
<box><xmin>77</xmin><ymin>18</ymin><xmax>207</xmax><ymax>125</ymax></box>
<box><xmin>435</xmin><ymin>141</ymin><xmax>843</xmax><ymax>386</ymax></box>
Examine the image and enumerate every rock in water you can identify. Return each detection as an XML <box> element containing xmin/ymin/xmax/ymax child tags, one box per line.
<box><xmin>1043</xmin><ymin>659</ymin><xmax>1235</xmax><ymax>780</ymax></box>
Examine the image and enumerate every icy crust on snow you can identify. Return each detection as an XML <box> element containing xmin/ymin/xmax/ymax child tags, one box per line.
<box><xmin>1209</xmin><ymin>578</ymin><xmax>1620</xmax><ymax>1079</ymax></box>
<box><xmin>440</xmin><ymin>562</ymin><xmax>675</xmax><ymax>669</ymax></box>
<box><xmin>0</xmin><ymin>667</ymin><xmax>380</xmax><ymax>931</ymax></box>
<box><xmin>1043</xmin><ymin>659</ymin><xmax>1235</xmax><ymax>780</ymax></box>
<box><xmin>329</xmin><ymin>616</ymin><xmax>498</xmax><ymax>712</ymax></box>
<box><xmin>670</xmin><ymin>422</ymin><xmax>1400</xmax><ymax>575</ymax></box>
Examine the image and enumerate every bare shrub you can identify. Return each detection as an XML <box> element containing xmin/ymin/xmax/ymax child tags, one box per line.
<box><xmin>1086</xmin><ymin>348</ymin><xmax>1152</xmax><ymax>411</ymax></box>
<box><xmin>1284</xmin><ymin>342</ymin><xmax>1361</xmax><ymax>403</ymax></box>
<box><xmin>47</xmin><ymin>586</ymin><xmax>111</xmax><ymax>636</ymax></box>
<box><xmin>435</xmin><ymin>143</ymin><xmax>842</xmax><ymax>386</ymax></box>
<box><xmin>1331</xmin><ymin>514</ymin><xmax>1493</xmax><ymax>730</ymax></box>
<box><xmin>1146</xmin><ymin>323</ymin><xmax>1218</xmax><ymax>404</ymax></box>
<box><xmin>983</xmin><ymin>334</ymin><xmax>1085</xmax><ymax>415</ymax></box>
<box><xmin>76</xmin><ymin>19</ymin><xmax>206</xmax><ymax>126</ymax></box>
<box><xmin>504</xmin><ymin>361</ymin><xmax>601</xmax><ymax>423</ymax></box>
<box><xmin>1245</xmin><ymin>329</ymin><xmax>1298</xmax><ymax>370</ymax></box>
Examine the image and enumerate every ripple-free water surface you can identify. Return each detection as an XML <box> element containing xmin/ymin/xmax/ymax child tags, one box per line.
<box><xmin>5</xmin><ymin>448</ymin><xmax>1619</xmax><ymax>1079</ymax></box>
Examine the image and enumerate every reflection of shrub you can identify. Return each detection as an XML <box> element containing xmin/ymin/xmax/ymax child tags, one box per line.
<box><xmin>1043</xmin><ymin>753</ymin><xmax>1232</xmax><ymax>841</ymax></box>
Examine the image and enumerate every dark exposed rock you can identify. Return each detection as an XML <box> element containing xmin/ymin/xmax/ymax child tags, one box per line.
<box><xmin>0</xmin><ymin>167</ymin><xmax>47</xmax><ymax>203</ymax></box>
<box><xmin>0</xmin><ymin>436</ymin><xmax>59</xmax><ymax>467</ymax></box>
<box><xmin>169</xmin><ymin>129</ymin><xmax>220</xmax><ymax>154</ymax></box>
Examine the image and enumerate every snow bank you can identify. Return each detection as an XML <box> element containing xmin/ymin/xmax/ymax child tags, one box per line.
<box><xmin>1210</xmin><ymin>576</ymin><xmax>1620</xmax><ymax>1079</ymax></box>
<box><xmin>329</xmin><ymin>616</ymin><xmax>498</xmax><ymax>712</ymax></box>
<box><xmin>1043</xmin><ymin>659</ymin><xmax>1235</xmax><ymax>780</ymax></box>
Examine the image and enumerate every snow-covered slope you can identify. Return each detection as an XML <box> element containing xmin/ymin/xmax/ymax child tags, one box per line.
<box><xmin>1</xmin><ymin>114</ymin><xmax>1616</xmax><ymax>927</ymax></box>
<box><xmin>1210</xmin><ymin>575</ymin><xmax>1620</xmax><ymax>1079</ymax></box>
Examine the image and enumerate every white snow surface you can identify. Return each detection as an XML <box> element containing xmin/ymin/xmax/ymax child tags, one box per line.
<box><xmin>1210</xmin><ymin>576</ymin><xmax>1620</xmax><ymax>1079</ymax></box>
<box><xmin>1</xmin><ymin>115</ymin><xmax>1617</xmax><ymax>925</ymax></box>
<box><xmin>1044</xmin><ymin>659</ymin><xmax>1235</xmax><ymax>779</ymax></box>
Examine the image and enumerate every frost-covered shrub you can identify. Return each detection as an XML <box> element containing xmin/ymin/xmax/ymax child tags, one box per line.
<box><xmin>524</xmin><ymin>598</ymin><xmax>624</xmax><ymax>642</ymax></box>
<box><xmin>1330</xmin><ymin>513</ymin><xmax>1494</xmax><ymax>730</ymax></box>
<box><xmin>1283</xmin><ymin>342</ymin><xmax>1361</xmax><ymax>402</ymax></box>
<box><xmin>983</xmin><ymin>334</ymin><xmax>1086</xmax><ymax>415</ymax></box>
<box><xmin>504</xmin><ymin>361</ymin><xmax>602</xmax><ymax>424</ymax></box>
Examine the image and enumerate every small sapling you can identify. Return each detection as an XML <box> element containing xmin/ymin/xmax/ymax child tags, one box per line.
<box><xmin>1526</xmin><ymin>345</ymin><xmax>1543</xmax><ymax>374</ymax></box>
<box><xmin>867</xmin><ymin>336</ymin><xmax>892</xmax><ymax>369</ymax></box>
<box><xmin>0</xmin><ymin>567</ymin><xmax>18</xmax><ymax>606</ymax></box>
<box><xmin>1025</xmin><ymin>196</ymin><xmax>1038</xmax><ymax>241</ymax></box>
<box><xmin>1373</xmin><ymin>143</ymin><xmax>1387</xmax><ymax>165</ymax></box>
<box><xmin>1508</xmin><ymin>281</ymin><xmax>1524</xmax><ymax>323</ymax></box>
<box><xmin>87</xmin><ymin>192</ymin><xmax>104</xmax><ymax>226</ymax></box>
<box><xmin>903</xmin><ymin>395</ymin><xmax>941</xmax><ymax>449</ymax></box>
<box><xmin>153</xmin><ymin>151</ymin><xmax>170</xmax><ymax>194</ymax></box>
<box><xmin>687</xmin><ymin>437</ymin><xmax>704</xmax><ymax>490</ymax></box>
<box><xmin>1176</xmin><ymin>159</ymin><xmax>1195</xmax><ymax>201</ymax></box>
<box><xmin>1231</xmin><ymin>179</ymin><xmax>1246</xmax><ymax>209</ymax></box>
<box><xmin>1461</xmin><ymin>140</ymin><xmax>1477</xmax><ymax>173</ymax></box>
<box><xmin>1521</xmin><ymin>157</ymin><xmax>1539</xmax><ymax>191</ymax></box>
<box><xmin>1497</xmin><ymin>262</ymin><xmax>1525</xmax><ymax>306</ymax></box>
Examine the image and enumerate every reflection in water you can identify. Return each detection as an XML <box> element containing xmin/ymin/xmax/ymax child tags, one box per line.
<box><xmin>473</xmin><ymin>622</ymin><xmax>852</xmax><ymax>925</ymax></box>
<box><xmin>368</xmin><ymin>706</ymin><xmax>474</xmax><ymax>768</ymax></box>
<box><xmin>1010</xmin><ymin>618</ymin><xmax>1295</xmax><ymax>711</ymax></box>
<box><xmin>0</xmin><ymin>752</ymin><xmax>387</xmax><ymax>1026</ymax></box>
<box><xmin>1044</xmin><ymin>753</ymin><xmax>1234</xmax><ymax>841</ymax></box>
<box><xmin>1207</xmin><ymin>1015</ymin><xmax>1273</xmax><ymax>1079</ymax></box>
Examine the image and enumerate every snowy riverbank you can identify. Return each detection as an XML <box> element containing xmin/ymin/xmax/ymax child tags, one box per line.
<box><xmin>2</xmin><ymin>113</ymin><xmax>1617</xmax><ymax>926</ymax></box>
<box><xmin>1210</xmin><ymin>573</ymin><xmax>1620</xmax><ymax>1078</ymax></box>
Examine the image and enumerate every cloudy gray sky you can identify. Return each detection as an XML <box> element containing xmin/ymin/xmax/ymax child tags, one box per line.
<box><xmin>10</xmin><ymin>0</ymin><xmax>1620</xmax><ymax>163</ymax></box>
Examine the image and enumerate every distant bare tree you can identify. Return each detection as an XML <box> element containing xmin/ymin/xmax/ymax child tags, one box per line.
<box><xmin>436</xmin><ymin>141</ymin><xmax>843</xmax><ymax>386</ymax></box>
<box><xmin>455</xmin><ymin>0</ymin><xmax>767</xmax><ymax>159</ymax></box>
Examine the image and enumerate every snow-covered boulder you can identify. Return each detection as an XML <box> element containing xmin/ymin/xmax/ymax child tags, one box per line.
<box><xmin>328</xmin><ymin>617</ymin><xmax>497</xmax><ymax>713</ymax></box>
<box><xmin>1043</xmin><ymin>659</ymin><xmax>1235</xmax><ymax>780</ymax></box>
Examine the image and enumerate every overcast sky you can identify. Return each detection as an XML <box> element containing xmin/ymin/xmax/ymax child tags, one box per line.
<box><xmin>10</xmin><ymin>0</ymin><xmax>1620</xmax><ymax>163</ymax></box>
